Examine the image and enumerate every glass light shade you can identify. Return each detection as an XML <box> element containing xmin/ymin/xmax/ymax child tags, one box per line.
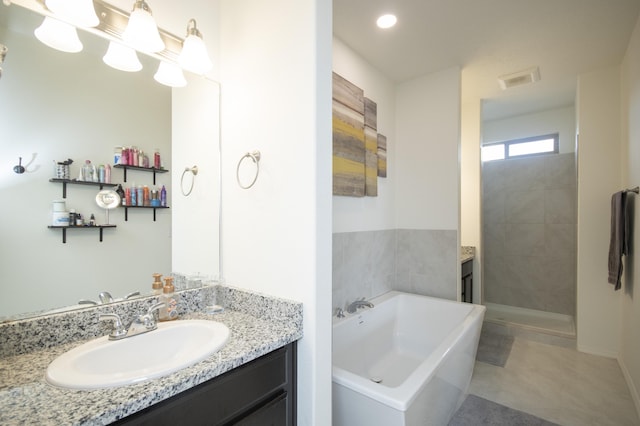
<box><xmin>45</xmin><ymin>0</ymin><xmax>99</xmax><ymax>27</ymax></box>
<box><xmin>103</xmin><ymin>41</ymin><xmax>142</xmax><ymax>72</ymax></box>
<box><xmin>154</xmin><ymin>61</ymin><xmax>186</xmax><ymax>87</ymax></box>
<box><xmin>122</xmin><ymin>2</ymin><xmax>165</xmax><ymax>53</ymax></box>
<box><xmin>178</xmin><ymin>34</ymin><xmax>213</xmax><ymax>74</ymax></box>
<box><xmin>34</xmin><ymin>17</ymin><xmax>83</xmax><ymax>53</ymax></box>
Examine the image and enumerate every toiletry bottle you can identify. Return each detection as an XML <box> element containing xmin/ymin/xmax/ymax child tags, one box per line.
<box><xmin>160</xmin><ymin>185</ymin><xmax>167</xmax><ymax>207</ymax></box>
<box><xmin>143</xmin><ymin>185</ymin><xmax>150</xmax><ymax>206</ymax></box>
<box><xmin>154</xmin><ymin>148</ymin><xmax>161</xmax><ymax>169</ymax></box>
<box><xmin>105</xmin><ymin>164</ymin><xmax>111</xmax><ymax>183</ymax></box>
<box><xmin>151</xmin><ymin>273</ymin><xmax>163</xmax><ymax>296</ymax></box>
<box><xmin>89</xmin><ymin>214</ymin><xmax>96</xmax><ymax>226</ymax></box>
<box><xmin>137</xmin><ymin>185</ymin><xmax>143</xmax><ymax>206</ymax></box>
<box><xmin>82</xmin><ymin>160</ymin><xmax>92</xmax><ymax>181</ymax></box>
<box><xmin>130</xmin><ymin>183</ymin><xmax>137</xmax><ymax>206</ymax></box>
<box><xmin>159</xmin><ymin>277</ymin><xmax>178</xmax><ymax>321</ymax></box>
<box><xmin>98</xmin><ymin>165</ymin><xmax>105</xmax><ymax>183</ymax></box>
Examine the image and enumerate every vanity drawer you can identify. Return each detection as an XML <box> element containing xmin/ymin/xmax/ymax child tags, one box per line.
<box><xmin>114</xmin><ymin>342</ymin><xmax>296</xmax><ymax>425</ymax></box>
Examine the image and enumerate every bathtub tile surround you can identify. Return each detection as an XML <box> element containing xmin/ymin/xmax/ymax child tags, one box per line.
<box><xmin>333</xmin><ymin>229</ymin><xmax>457</xmax><ymax>310</ymax></box>
<box><xmin>0</xmin><ymin>284</ymin><xmax>302</xmax><ymax>425</ymax></box>
<box><xmin>482</xmin><ymin>152</ymin><xmax>577</xmax><ymax>316</ymax></box>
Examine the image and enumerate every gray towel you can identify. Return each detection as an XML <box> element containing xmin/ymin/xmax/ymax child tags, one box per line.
<box><xmin>608</xmin><ymin>191</ymin><xmax>627</xmax><ymax>290</ymax></box>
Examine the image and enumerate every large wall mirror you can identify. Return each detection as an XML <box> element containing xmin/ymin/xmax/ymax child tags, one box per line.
<box><xmin>0</xmin><ymin>5</ymin><xmax>220</xmax><ymax>320</ymax></box>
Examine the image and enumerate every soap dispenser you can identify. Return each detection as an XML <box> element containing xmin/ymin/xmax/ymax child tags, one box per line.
<box><xmin>159</xmin><ymin>276</ymin><xmax>178</xmax><ymax>321</ymax></box>
<box><xmin>151</xmin><ymin>273</ymin><xmax>163</xmax><ymax>296</ymax></box>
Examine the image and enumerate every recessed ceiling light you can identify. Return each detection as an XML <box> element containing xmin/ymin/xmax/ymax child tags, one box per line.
<box><xmin>376</xmin><ymin>14</ymin><xmax>397</xmax><ymax>29</ymax></box>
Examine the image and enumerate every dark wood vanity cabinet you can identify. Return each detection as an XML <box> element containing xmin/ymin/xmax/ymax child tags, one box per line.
<box><xmin>114</xmin><ymin>342</ymin><xmax>296</xmax><ymax>426</ymax></box>
<box><xmin>461</xmin><ymin>259</ymin><xmax>473</xmax><ymax>303</ymax></box>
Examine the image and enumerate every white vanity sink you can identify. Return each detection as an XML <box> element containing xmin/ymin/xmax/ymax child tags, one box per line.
<box><xmin>46</xmin><ymin>320</ymin><xmax>230</xmax><ymax>390</ymax></box>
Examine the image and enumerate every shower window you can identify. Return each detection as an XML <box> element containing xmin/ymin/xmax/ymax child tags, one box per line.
<box><xmin>481</xmin><ymin>133</ymin><xmax>559</xmax><ymax>162</ymax></box>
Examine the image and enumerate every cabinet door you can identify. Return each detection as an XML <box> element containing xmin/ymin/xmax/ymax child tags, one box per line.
<box><xmin>113</xmin><ymin>343</ymin><xmax>295</xmax><ymax>426</ymax></box>
<box><xmin>233</xmin><ymin>391</ymin><xmax>288</xmax><ymax>426</ymax></box>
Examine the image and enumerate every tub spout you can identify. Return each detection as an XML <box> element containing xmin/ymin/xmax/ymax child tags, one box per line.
<box><xmin>346</xmin><ymin>298</ymin><xmax>374</xmax><ymax>314</ymax></box>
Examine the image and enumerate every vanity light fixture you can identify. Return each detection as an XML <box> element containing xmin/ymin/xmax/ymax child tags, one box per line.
<box><xmin>178</xmin><ymin>19</ymin><xmax>213</xmax><ymax>75</ymax></box>
<box><xmin>103</xmin><ymin>41</ymin><xmax>142</xmax><ymax>72</ymax></box>
<box><xmin>376</xmin><ymin>14</ymin><xmax>397</xmax><ymax>29</ymax></box>
<box><xmin>34</xmin><ymin>16</ymin><xmax>83</xmax><ymax>53</ymax></box>
<box><xmin>154</xmin><ymin>60</ymin><xmax>186</xmax><ymax>87</ymax></box>
<box><xmin>122</xmin><ymin>0</ymin><xmax>165</xmax><ymax>53</ymax></box>
<box><xmin>45</xmin><ymin>0</ymin><xmax>99</xmax><ymax>28</ymax></box>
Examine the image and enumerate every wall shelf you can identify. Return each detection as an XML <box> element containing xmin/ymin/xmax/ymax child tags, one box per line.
<box><xmin>48</xmin><ymin>225</ymin><xmax>116</xmax><ymax>243</ymax></box>
<box><xmin>114</xmin><ymin>165</ymin><xmax>168</xmax><ymax>185</ymax></box>
<box><xmin>122</xmin><ymin>206</ymin><xmax>169</xmax><ymax>221</ymax></box>
<box><xmin>49</xmin><ymin>178</ymin><xmax>117</xmax><ymax>198</ymax></box>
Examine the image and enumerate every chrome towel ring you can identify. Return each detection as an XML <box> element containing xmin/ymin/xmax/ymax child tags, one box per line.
<box><xmin>237</xmin><ymin>150</ymin><xmax>261</xmax><ymax>189</ymax></box>
<box><xmin>181</xmin><ymin>165</ymin><xmax>198</xmax><ymax>196</ymax></box>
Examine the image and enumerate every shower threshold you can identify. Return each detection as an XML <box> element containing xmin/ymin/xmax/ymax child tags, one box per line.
<box><xmin>484</xmin><ymin>303</ymin><xmax>576</xmax><ymax>339</ymax></box>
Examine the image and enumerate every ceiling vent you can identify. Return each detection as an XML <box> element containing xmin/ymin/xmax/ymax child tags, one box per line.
<box><xmin>498</xmin><ymin>67</ymin><xmax>541</xmax><ymax>90</ymax></box>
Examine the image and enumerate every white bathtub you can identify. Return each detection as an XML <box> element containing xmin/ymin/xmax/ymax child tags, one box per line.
<box><xmin>332</xmin><ymin>291</ymin><xmax>486</xmax><ymax>426</ymax></box>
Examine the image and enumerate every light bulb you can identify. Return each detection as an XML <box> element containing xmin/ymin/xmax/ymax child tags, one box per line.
<box><xmin>34</xmin><ymin>17</ymin><xmax>83</xmax><ymax>53</ymax></box>
<box><xmin>178</xmin><ymin>19</ymin><xmax>213</xmax><ymax>74</ymax></box>
<box><xmin>103</xmin><ymin>42</ymin><xmax>143</xmax><ymax>72</ymax></box>
<box><xmin>45</xmin><ymin>0</ymin><xmax>99</xmax><ymax>28</ymax></box>
<box><xmin>154</xmin><ymin>61</ymin><xmax>186</xmax><ymax>87</ymax></box>
<box><xmin>122</xmin><ymin>1</ymin><xmax>165</xmax><ymax>53</ymax></box>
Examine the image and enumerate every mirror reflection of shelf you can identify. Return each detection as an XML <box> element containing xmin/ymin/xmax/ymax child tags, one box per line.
<box><xmin>49</xmin><ymin>178</ymin><xmax>118</xmax><ymax>198</ymax></box>
<box><xmin>114</xmin><ymin>165</ymin><xmax>168</xmax><ymax>185</ymax></box>
<box><xmin>48</xmin><ymin>225</ymin><xmax>116</xmax><ymax>243</ymax></box>
<box><xmin>122</xmin><ymin>206</ymin><xmax>170</xmax><ymax>222</ymax></box>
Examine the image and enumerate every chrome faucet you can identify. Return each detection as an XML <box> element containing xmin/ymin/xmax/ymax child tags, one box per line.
<box><xmin>346</xmin><ymin>297</ymin><xmax>374</xmax><ymax>314</ymax></box>
<box><xmin>99</xmin><ymin>291</ymin><xmax>114</xmax><ymax>304</ymax></box>
<box><xmin>99</xmin><ymin>302</ymin><xmax>165</xmax><ymax>340</ymax></box>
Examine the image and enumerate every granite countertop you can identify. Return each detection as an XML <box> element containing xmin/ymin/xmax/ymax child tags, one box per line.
<box><xmin>0</xmin><ymin>285</ymin><xmax>302</xmax><ymax>426</ymax></box>
<box><xmin>461</xmin><ymin>246</ymin><xmax>475</xmax><ymax>263</ymax></box>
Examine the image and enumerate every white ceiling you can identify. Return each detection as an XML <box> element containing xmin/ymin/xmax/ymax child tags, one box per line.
<box><xmin>333</xmin><ymin>0</ymin><xmax>640</xmax><ymax>121</ymax></box>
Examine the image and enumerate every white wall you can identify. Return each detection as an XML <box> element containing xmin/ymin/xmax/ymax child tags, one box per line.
<box><xmin>332</xmin><ymin>37</ymin><xmax>396</xmax><ymax>233</ymax></box>
<box><xmin>483</xmin><ymin>106</ymin><xmax>576</xmax><ymax>153</ymax></box>
<box><xmin>395</xmin><ymin>67</ymin><xmax>461</xmax><ymax>231</ymax></box>
<box><xmin>576</xmin><ymin>65</ymin><xmax>622</xmax><ymax>357</ymax></box>
<box><xmin>219</xmin><ymin>0</ymin><xmax>332</xmax><ymax>424</ymax></box>
<box><xmin>460</xmin><ymin>96</ymin><xmax>482</xmax><ymax>303</ymax></box>
<box><xmin>621</xmin><ymin>13</ymin><xmax>640</xmax><ymax>417</ymax></box>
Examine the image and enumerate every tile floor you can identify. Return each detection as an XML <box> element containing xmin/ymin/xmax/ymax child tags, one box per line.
<box><xmin>468</xmin><ymin>324</ymin><xmax>640</xmax><ymax>426</ymax></box>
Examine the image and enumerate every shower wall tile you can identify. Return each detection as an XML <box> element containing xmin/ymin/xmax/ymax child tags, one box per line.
<box><xmin>505</xmin><ymin>224</ymin><xmax>546</xmax><ymax>256</ymax></box>
<box><xmin>545</xmin><ymin>187</ymin><xmax>577</xmax><ymax>224</ymax></box>
<box><xmin>503</xmin><ymin>156</ymin><xmax>546</xmax><ymax>192</ymax></box>
<box><xmin>545</xmin><ymin>224</ymin><xmax>577</xmax><ymax>256</ymax></box>
<box><xmin>545</xmin><ymin>153</ymin><xmax>576</xmax><ymax>188</ymax></box>
<box><xmin>506</xmin><ymin>189</ymin><xmax>545</xmax><ymax>224</ymax></box>
<box><xmin>483</xmin><ymin>152</ymin><xmax>577</xmax><ymax>316</ymax></box>
<box><xmin>483</xmin><ymin>222</ymin><xmax>505</xmax><ymax>258</ymax></box>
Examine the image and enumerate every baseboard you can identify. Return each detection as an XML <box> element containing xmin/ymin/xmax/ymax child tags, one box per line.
<box><xmin>575</xmin><ymin>343</ymin><xmax>618</xmax><ymax>359</ymax></box>
<box><xmin>618</xmin><ymin>357</ymin><xmax>640</xmax><ymax>421</ymax></box>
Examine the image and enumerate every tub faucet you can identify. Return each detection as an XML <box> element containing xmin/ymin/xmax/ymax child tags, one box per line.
<box><xmin>346</xmin><ymin>298</ymin><xmax>374</xmax><ymax>314</ymax></box>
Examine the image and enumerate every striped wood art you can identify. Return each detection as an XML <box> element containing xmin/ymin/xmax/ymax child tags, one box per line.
<box><xmin>364</xmin><ymin>97</ymin><xmax>378</xmax><ymax>196</ymax></box>
<box><xmin>377</xmin><ymin>134</ymin><xmax>387</xmax><ymax>178</ymax></box>
<box><xmin>333</xmin><ymin>72</ymin><xmax>365</xmax><ymax>197</ymax></box>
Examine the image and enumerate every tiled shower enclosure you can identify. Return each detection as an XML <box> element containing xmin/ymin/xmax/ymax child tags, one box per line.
<box><xmin>482</xmin><ymin>152</ymin><xmax>577</xmax><ymax>316</ymax></box>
